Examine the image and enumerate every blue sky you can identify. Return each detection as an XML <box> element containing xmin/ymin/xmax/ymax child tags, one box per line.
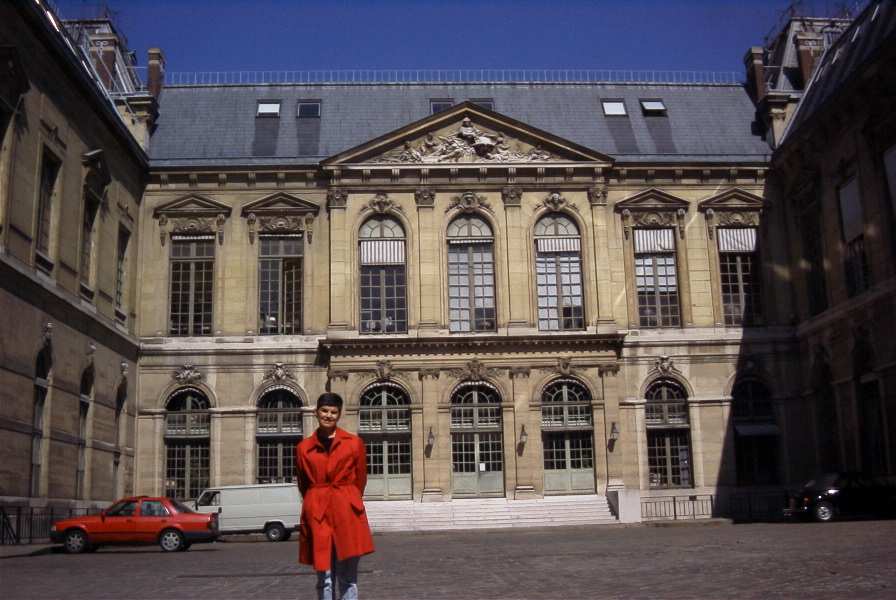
<box><xmin>55</xmin><ymin>0</ymin><xmax>856</xmax><ymax>75</ymax></box>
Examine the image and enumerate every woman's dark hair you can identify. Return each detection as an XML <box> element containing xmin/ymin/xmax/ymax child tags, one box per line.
<box><xmin>316</xmin><ymin>392</ymin><xmax>344</xmax><ymax>411</ymax></box>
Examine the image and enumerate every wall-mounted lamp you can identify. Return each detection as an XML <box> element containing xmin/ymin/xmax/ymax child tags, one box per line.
<box><xmin>609</xmin><ymin>422</ymin><xmax>620</xmax><ymax>441</ymax></box>
<box><xmin>519</xmin><ymin>425</ymin><xmax>528</xmax><ymax>445</ymax></box>
<box><xmin>427</xmin><ymin>426</ymin><xmax>436</xmax><ymax>447</ymax></box>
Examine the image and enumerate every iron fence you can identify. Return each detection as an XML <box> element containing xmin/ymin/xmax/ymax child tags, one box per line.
<box><xmin>727</xmin><ymin>491</ymin><xmax>789</xmax><ymax>522</ymax></box>
<box><xmin>641</xmin><ymin>494</ymin><xmax>715</xmax><ymax>521</ymax></box>
<box><xmin>163</xmin><ymin>69</ymin><xmax>742</xmax><ymax>87</ymax></box>
<box><xmin>0</xmin><ymin>506</ymin><xmax>92</xmax><ymax>545</ymax></box>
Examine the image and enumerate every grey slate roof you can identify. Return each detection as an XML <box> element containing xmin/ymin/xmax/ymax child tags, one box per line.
<box><xmin>783</xmin><ymin>1</ymin><xmax>896</xmax><ymax>144</ymax></box>
<box><xmin>148</xmin><ymin>83</ymin><xmax>771</xmax><ymax>168</ymax></box>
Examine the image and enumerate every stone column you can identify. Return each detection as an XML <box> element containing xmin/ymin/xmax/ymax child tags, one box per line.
<box><xmin>509</xmin><ymin>367</ymin><xmax>538</xmax><ymax>498</ymax></box>
<box><xmin>210</xmin><ymin>411</ymin><xmax>223</xmax><ymax>486</ymax></box>
<box><xmin>589</xmin><ymin>186</ymin><xmax>616</xmax><ymax>331</ymax></box>
<box><xmin>415</xmin><ymin>190</ymin><xmax>441</xmax><ymax>331</ymax></box>
<box><xmin>599</xmin><ymin>364</ymin><xmax>624</xmax><ymax>491</ymax></box>
<box><xmin>327</xmin><ymin>190</ymin><xmax>351</xmax><ymax>331</ymax></box>
<box><xmin>419</xmin><ymin>369</ymin><xmax>444</xmax><ymax>501</ymax></box>
<box><xmin>501</xmin><ymin>187</ymin><xmax>531</xmax><ymax>329</ymax></box>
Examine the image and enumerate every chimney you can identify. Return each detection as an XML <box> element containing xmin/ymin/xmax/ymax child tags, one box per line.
<box><xmin>147</xmin><ymin>47</ymin><xmax>165</xmax><ymax>98</ymax></box>
<box><xmin>743</xmin><ymin>46</ymin><xmax>767</xmax><ymax>104</ymax></box>
<box><xmin>794</xmin><ymin>32</ymin><xmax>824</xmax><ymax>89</ymax></box>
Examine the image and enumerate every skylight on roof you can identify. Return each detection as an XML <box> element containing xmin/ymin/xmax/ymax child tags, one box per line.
<box><xmin>298</xmin><ymin>101</ymin><xmax>321</xmax><ymax>118</ymax></box>
<box><xmin>601</xmin><ymin>100</ymin><xmax>626</xmax><ymax>116</ymax></box>
<box><xmin>431</xmin><ymin>99</ymin><xmax>454</xmax><ymax>114</ymax></box>
<box><xmin>257</xmin><ymin>101</ymin><xmax>281</xmax><ymax>117</ymax></box>
<box><xmin>640</xmin><ymin>99</ymin><xmax>667</xmax><ymax>115</ymax></box>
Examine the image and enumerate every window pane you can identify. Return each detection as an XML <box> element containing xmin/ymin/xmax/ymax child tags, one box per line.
<box><xmin>602</xmin><ymin>100</ymin><xmax>626</xmax><ymax>116</ymax></box>
<box><xmin>636</xmin><ymin>254</ymin><xmax>680</xmax><ymax>327</ymax></box>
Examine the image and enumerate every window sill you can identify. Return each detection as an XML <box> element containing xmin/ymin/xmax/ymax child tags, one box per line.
<box><xmin>79</xmin><ymin>282</ymin><xmax>95</xmax><ymax>302</ymax></box>
<box><xmin>34</xmin><ymin>251</ymin><xmax>54</xmax><ymax>275</ymax></box>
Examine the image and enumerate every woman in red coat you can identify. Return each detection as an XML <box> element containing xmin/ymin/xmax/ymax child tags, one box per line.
<box><xmin>296</xmin><ymin>392</ymin><xmax>374</xmax><ymax>600</ymax></box>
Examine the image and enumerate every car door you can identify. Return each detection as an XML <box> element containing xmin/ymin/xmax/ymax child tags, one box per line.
<box><xmin>135</xmin><ymin>500</ymin><xmax>172</xmax><ymax>543</ymax></box>
<box><xmin>96</xmin><ymin>500</ymin><xmax>138</xmax><ymax>543</ymax></box>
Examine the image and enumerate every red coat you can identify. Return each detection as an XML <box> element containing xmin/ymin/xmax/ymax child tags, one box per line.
<box><xmin>296</xmin><ymin>427</ymin><xmax>374</xmax><ymax>571</ymax></box>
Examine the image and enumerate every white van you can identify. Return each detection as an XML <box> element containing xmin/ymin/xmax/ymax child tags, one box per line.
<box><xmin>194</xmin><ymin>483</ymin><xmax>301</xmax><ymax>542</ymax></box>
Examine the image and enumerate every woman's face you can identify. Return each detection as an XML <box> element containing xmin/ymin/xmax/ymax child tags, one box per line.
<box><xmin>316</xmin><ymin>405</ymin><xmax>341</xmax><ymax>430</ymax></box>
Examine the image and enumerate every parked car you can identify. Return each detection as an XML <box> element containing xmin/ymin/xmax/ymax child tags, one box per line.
<box><xmin>194</xmin><ymin>483</ymin><xmax>300</xmax><ymax>542</ymax></box>
<box><xmin>785</xmin><ymin>472</ymin><xmax>896</xmax><ymax>522</ymax></box>
<box><xmin>50</xmin><ymin>496</ymin><xmax>219</xmax><ymax>553</ymax></box>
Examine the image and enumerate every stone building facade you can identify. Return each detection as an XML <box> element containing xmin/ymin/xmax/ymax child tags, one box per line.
<box><xmin>0</xmin><ymin>3</ymin><xmax>152</xmax><ymax>509</ymax></box>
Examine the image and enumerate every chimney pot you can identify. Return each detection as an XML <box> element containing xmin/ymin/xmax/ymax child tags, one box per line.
<box><xmin>147</xmin><ymin>47</ymin><xmax>165</xmax><ymax>99</ymax></box>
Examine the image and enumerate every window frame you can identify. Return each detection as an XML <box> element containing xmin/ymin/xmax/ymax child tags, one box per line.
<box><xmin>469</xmin><ymin>98</ymin><xmax>495</xmax><ymax>111</ymax></box>
<box><xmin>447</xmin><ymin>215</ymin><xmax>497</xmax><ymax>333</ymax></box>
<box><xmin>639</xmin><ymin>98</ymin><xmax>667</xmax><ymax>115</ymax></box>
<box><xmin>644</xmin><ymin>379</ymin><xmax>692</xmax><ymax>489</ymax></box>
<box><xmin>297</xmin><ymin>100</ymin><xmax>321</xmax><ymax>118</ymax></box>
<box><xmin>358</xmin><ymin>216</ymin><xmax>408</xmax><ymax>335</ymax></box>
<box><xmin>601</xmin><ymin>99</ymin><xmax>627</xmax><ymax>116</ymax></box>
<box><xmin>430</xmin><ymin>99</ymin><xmax>454</xmax><ymax>114</ymax></box>
<box><xmin>35</xmin><ymin>147</ymin><xmax>62</xmax><ymax>272</ymax></box>
<box><xmin>256</xmin><ymin>100</ymin><xmax>282</xmax><ymax>117</ymax></box>
<box><xmin>168</xmin><ymin>236</ymin><xmax>215</xmax><ymax>336</ymax></box>
<box><xmin>837</xmin><ymin>175</ymin><xmax>870</xmax><ymax>296</ymax></box>
<box><xmin>534</xmin><ymin>213</ymin><xmax>585</xmax><ymax>332</ymax></box>
<box><xmin>258</xmin><ymin>235</ymin><xmax>304</xmax><ymax>335</ymax></box>
<box><xmin>114</xmin><ymin>226</ymin><xmax>131</xmax><ymax>319</ymax></box>
<box><xmin>634</xmin><ymin>242</ymin><xmax>681</xmax><ymax>328</ymax></box>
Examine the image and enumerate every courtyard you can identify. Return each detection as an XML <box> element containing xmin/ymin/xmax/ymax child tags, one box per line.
<box><xmin>2</xmin><ymin>520</ymin><xmax>894</xmax><ymax>599</ymax></box>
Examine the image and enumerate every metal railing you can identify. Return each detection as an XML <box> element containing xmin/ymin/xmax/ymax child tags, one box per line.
<box><xmin>1</xmin><ymin>506</ymin><xmax>92</xmax><ymax>545</ymax></box>
<box><xmin>164</xmin><ymin>412</ymin><xmax>210</xmax><ymax>437</ymax></box>
<box><xmin>641</xmin><ymin>494</ymin><xmax>715</xmax><ymax>520</ymax></box>
<box><xmin>163</xmin><ymin>69</ymin><xmax>742</xmax><ymax>87</ymax></box>
<box><xmin>727</xmin><ymin>491</ymin><xmax>789</xmax><ymax>522</ymax></box>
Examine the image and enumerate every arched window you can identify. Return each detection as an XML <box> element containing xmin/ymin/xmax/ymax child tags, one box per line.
<box><xmin>31</xmin><ymin>347</ymin><xmax>51</xmax><ymax>497</ymax></box>
<box><xmin>77</xmin><ymin>366</ymin><xmax>94</xmax><ymax>499</ymax></box>
<box><xmin>359</xmin><ymin>216</ymin><xmax>407</xmax><ymax>333</ymax></box>
<box><xmin>450</xmin><ymin>383</ymin><xmax>504</xmax><ymax>497</ymax></box>
<box><xmin>447</xmin><ymin>215</ymin><xmax>496</xmax><ymax>332</ymax></box>
<box><xmin>359</xmin><ymin>384</ymin><xmax>412</xmax><ymax>499</ymax></box>
<box><xmin>164</xmin><ymin>388</ymin><xmax>210</xmax><ymax>500</ymax></box>
<box><xmin>256</xmin><ymin>388</ymin><xmax>302</xmax><ymax>484</ymax></box>
<box><xmin>541</xmin><ymin>379</ymin><xmax>595</xmax><ymax>494</ymax></box>
<box><xmin>645</xmin><ymin>379</ymin><xmax>692</xmax><ymax>488</ymax></box>
<box><xmin>534</xmin><ymin>213</ymin><xmax>584</xmax><ymax>331</ymax></box>
<box><xmin>732</xmin><ymin>380</ymin><xmax>778</xmax><ymax>485</ymax></box>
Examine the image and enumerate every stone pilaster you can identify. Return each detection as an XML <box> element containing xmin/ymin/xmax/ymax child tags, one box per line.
<box><xmin>502</xmin><ymin>187</ymin><xmax>530</xmax><ymax>328</ymax></box>
<box><xmin>419</xmin><ymin>369</ymin><xmax>445</xmax><ymax>500</ymax></box>
<box><xmin>509</xmin><ymin>367</ymin><xmax>538</xmax><ymax>498</ymax></box>
<box><xmin>327</xmin><ymin>190</ymin><xmax>351</xmax><ymax>330</ymax></box>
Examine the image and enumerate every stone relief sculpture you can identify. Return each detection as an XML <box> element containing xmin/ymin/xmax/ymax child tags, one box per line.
<box><xmin>375</xmin><ymin>118</ymin><xmax>560</xmax><ymax>164</ymax></box>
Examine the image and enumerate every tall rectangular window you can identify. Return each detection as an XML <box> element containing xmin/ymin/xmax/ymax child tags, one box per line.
<box><xmin>634</xmin><ymin>229</ymin><xmax>680</xmax><ymax>327</ymax></box>
<box><xmin>799</xmin><ymin>203</ymin><xmax>828</xmax><ymax>316</ymax></box>
<box><xmin>718</xmin><ymin>228</ymin><xmax>761</xmax><ymax>326</ymax></box>
<box><xmin>36</xmin><ymin>149</ymin><xmax>61</xmax><ymax>258</ymax></box>
<box><xmin>838</xmin><ymin>176</ymin><xmax>870</xmax><ymax>296</ymax></box>
<box><xmin>115</xmin><ymin>228</ymin><xmax>130</xmax><ymax>312</ymax></box>
<box><xmin>79</xmin><ymin>194</ymin><xmax>100</xmax><ymax>291</ymax></box>
<box><xmin>169</xmin><ymin>237</ymin><xmax>215</xmax><ymax>336</ymax></box>
<box><xmin>448</xmin><ymin>241</ymin><xmax>496</xmax><ymax>332</ymax></box>
<box><xmin>76</xmin><ymin>401</ymin><xmax>88</xmax><ymax>498</ymax></box>
<box><xmin>359</xmin><ymin>221</ymin><xmax>407</xmax><ymax>334</ymax></box>
<box><xmin>31</xmin><ymin>384</ymin><xmax>46</xmax><ymax>497</ymax></box>
<box><xmin>259</xmin><ymin>235</ymin><xmax>303</xmax><ymax>334</ymax></box>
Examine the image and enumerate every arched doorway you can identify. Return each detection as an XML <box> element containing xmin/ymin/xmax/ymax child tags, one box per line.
<box><xmin>256</xmin><ymin>387</ymin><xmax>303</xmax><ymax>483</ymax></box>
<box><xmin>645</xmin><ymin>379</ymin><xmax>692</xmax><ymax>489</ymax></box>
<box><xmin>164</xmin><ymin>388</ymin><xmax>210</xmax><ymax>500</ymax></box>
<box><xmin>541</xmin><ymin>378</ymin><xmax>595</xmax><ymax>494</ymax></box>
<box><xmin>358</xmin><ymin>383</ymin><xmax>412</xmax><ymax>499</ymax></box>
<box><xmin>732</xmin><ymin>379</ymin><xmax>779</xmax><ymax>485</ymax></box>
<box><xmin>450</xmin><ymin>382</ymin><xmax>504</xmax><ymax>497</ymax></box>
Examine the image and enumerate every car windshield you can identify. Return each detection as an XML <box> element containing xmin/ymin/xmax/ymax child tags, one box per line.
<box><xmin>169</xmin><ymin>500</ymin><xmax>195</xmax><ymax>514</ymax></box>
<box><xmin>804</xmin><ymin>473</ymin><xmax>840</xmax><ymax>489</ymax></box>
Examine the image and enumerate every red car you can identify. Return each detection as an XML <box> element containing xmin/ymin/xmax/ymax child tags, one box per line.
<box><xmin>50</xmin><ymin>496</ymin><xmax>219</xmax><ymax>553</ymax></box>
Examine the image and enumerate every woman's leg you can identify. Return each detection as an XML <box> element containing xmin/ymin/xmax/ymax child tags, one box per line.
<box><xmin>334</xmin><ymin>556</ymin><xmax>360</xmax><ymax>600</ymax></box>
<box><xmin>316</xmin><ymin>569</ymin><xmax>334</xmax><ymax>600</ymax></box>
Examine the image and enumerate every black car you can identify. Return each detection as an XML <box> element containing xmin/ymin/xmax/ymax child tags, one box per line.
<box><xmin>785</xmin><ymin>472</ymin><xmax>896</xmax><ymax>522</ymax></box>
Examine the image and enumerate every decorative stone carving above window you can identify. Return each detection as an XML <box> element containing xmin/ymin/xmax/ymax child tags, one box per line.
<box><xmin>264</xmin><ymin>362</ymin><xmax>296</xmax><ymax>383</ymax></box>
<box><xmin>542</xmin><ymin>192</ymin><xmax>578</xmax><ymax>213</ymax></box>
<box><xmin>82</xmin><ymin>149</ymin><xmax>111</xmax><ymax>209</ymax></box>
<box><xmin>449</xmin><ymin>359</ymin><xmax>500</xmax><ymax>381</ymax></box>
<box><xmin>539</xmin><ymin>357</ymin><xmax>583</xmax><ymax>377</ymax></box>
<box><xmin>414</xmin><ymin>188</ymin><xmax>435</xmax><ymax>208</ymax></box>
<box><xmin>588</xmin><ymin>185</ymin><xmax>609</xmax><ymax>206</ymax></box>
<box><xmin>447</xmin><ymin>191</ymin><xmax>492</xmax><ymax>214</ymax></box>
<box><xmin>154</xmin><ymin>194</ymin><xmax>232</xmax><ymax>246</ymax></box>
<box><xmin>361</xmin><ymin>193</ymin><xmax>404</xmax><ymax>215</ymax></box>
<box><xmin>614</xmin><ymin>188</ymin><xmax>689</xmax><ymax>240</ymax></box>
<box><xmin>240</xmin><ymin>192</ymin><xmax>319</xmax><ymax>244</ymax></box>
<box><xmin>697</xmin><ymin>188</ymin><xmax>764</xmax><ymax>240</ymax></box>
<box><xmin>327</xmin><ymin>189</ymin><xmax>348</xmax><ymax>210</ymax></box>
<box><xmin>501</xmin><ymin>187</ymin><xmax>522</xmax><ymax>207</ymax></box>
<box><xmin>173</xmin><ymin>364</ymin><xmax>203</xmax><ymax>385</ymax></box>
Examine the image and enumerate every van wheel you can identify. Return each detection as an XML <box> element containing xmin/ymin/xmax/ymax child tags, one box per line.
<box><xmin>265</xmin><ymin>523</ymin><xmax>287</xmax><ymax>542</ymax></box>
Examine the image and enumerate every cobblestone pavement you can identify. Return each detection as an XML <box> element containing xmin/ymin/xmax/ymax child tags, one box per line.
<box><xmin>3</xmin><ymin>520</ymin><xmax>896</xmax><ymax>599</ymax></box>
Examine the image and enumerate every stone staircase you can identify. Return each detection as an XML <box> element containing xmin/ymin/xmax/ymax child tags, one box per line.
<box><xmin>365</xmin><ymin>494</ymin><xmax>617</xmax><ymax>532</ymax></box>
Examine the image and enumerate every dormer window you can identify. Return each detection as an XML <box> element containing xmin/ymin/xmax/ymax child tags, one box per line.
<box><xmin>256</xmin><ymin>101</ymin><xmax>281</xmax><ymax>117</ymax></box>
<box><xmin>297</xmin><ymin>101</ymin><xmax>320</xmax><ymax>118</ymax></box>
<box><xmin>431</xmin><ymin>99</ymin><xmax>454</xmax><ymax>114</ymax></box>
<box><xmin>601</xmin><ymin>99</ymin><xmax>627</xmax><ymax>116</ymax></box>
<box><xmin>640</xmin><ymin>99</ymin><xmax>667</xmax><ymax>116</ymax></box>
<box><xmin>470</xmin><ymin>98</ymin><xmax>494</xmax><ymax>110</ymax></box>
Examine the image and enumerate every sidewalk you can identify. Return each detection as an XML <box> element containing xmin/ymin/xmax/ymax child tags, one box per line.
<box><xmin>0</xmin><ymin>543</ymin><xmax>56</xmax><ymax>559</ymax></box>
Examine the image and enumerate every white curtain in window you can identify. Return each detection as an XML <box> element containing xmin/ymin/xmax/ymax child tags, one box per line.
<box><xmin>360</xmin><ymin>240</ymin><xmax>405</xmax><ymax>265</ymax></box>
<box><xmin>838</xmin><ymin>177</ymin><xmax>864</xmax><ymax>242</ymax></box>
<box><xmin>634</xmin><ymin>228</ymin><xmax>675</xmax><ymax>253</ymax></box>
<box><xmin>536</xmin><ymin>237</ymin><xmax>581</xmax><ymax>253</ymax></box>
<box><xmin>717</xmin><ymin>228</ymin><xmax>757</xmax><ymax>253</ymax></box>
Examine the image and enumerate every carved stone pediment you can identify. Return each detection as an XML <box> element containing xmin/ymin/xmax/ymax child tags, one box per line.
<box><xmin>241</xmin><ymin>193</ymin><xmax>319</xmax><ymax>244</ymax></box>
<box><xmin>241</xmin><ymin>192</ymin><xmax>320</xmax><ymax>217</ymax></box>
<box><xmin>615</xmin><ymin>188</ymin><xmax>688</xmax><ymax>240</ymax></box>
<box><xmin>321</xmin><ymin>103</ymin><xmax>614</xmax><ymax>167</ymax></box>
<box><xmin>698</xmin><ymin>188</ymin><xmax>764</xmax><ymax>238</ymax></box>
<box><xmin>155</xmin><ymin>195</ymin><xmax>232</xmax><ymax>246</ymax></box>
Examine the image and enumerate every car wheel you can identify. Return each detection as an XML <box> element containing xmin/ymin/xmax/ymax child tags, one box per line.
<box><xmin>159</xmin><ymin>529</ymin><xmax>185</xmax><ymax>552</ymax></box>
<box><xmin>64</xmin><ymin>529</ymin><xmax>88</xmax><ymax>554</ymax></box>
<box><xmin>813</xmin><ymin>501</ymin><xmax>835</xmax><ymax>522</ymax></box>
<box><xmin>265</xmin><ymin>523</ymin><xmax>287</xmax><ymax>542</ymax></box>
